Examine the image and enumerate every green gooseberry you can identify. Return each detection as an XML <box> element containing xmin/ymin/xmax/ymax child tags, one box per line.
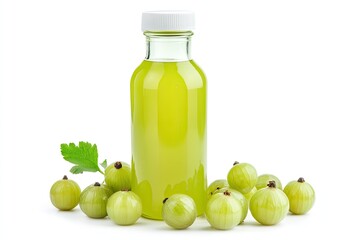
<box><xmin>79</xmin><ymin>182</ymin><xmax>113</xmax><ymax>218</ymax></box>
<box><xmin>50</xmin><ymin>175</ymin><xmax>81</xmax><ymax>211</ymax></box>
<box><xmin>283</xmin><ymin>177</ymin><xmax>315</xmax><ymax>215</ymax></box>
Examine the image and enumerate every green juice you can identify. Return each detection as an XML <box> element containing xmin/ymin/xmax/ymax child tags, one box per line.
<box><xmin>130</xmin><ymin>60</ymin><xmax>207</xmax><ymax>220</ymax></box>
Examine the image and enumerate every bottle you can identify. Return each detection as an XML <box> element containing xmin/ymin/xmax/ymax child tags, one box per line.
<box><xmin>130</xmin><ymin>11</ymin><xmax>207</xmax><ymax>220</ymax></box>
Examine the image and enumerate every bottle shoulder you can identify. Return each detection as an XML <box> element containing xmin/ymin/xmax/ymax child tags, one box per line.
<box><xmin>131</xmin><ymin>60</ymin><xmax>206</xmax><ymax>90</ymax></box>
<box><xmin>132</xmin><ymin>60</ymin><xmax>206</xmax><ymax>79</ymax></box>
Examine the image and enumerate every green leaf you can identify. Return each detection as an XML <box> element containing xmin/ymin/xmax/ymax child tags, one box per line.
<box><xmin>70</xmin><ymin>165</ymin><xmax>84</xmax><ymax>174</ymax></box>
<box><xmin>61</xmin><ymin>142</ymin><xmax>101</xmax><ymax>173</ymax></box>
<box><xmin>100</xmin><ymin>159</ymin><xmax>107</xmax><ymax>169</ymax></box>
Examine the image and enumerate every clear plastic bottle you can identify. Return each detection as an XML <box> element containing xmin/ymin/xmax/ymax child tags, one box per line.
<box><xmin>130</xmin><ymin>11</ymin><xmax>207</xmax><ymax>220</ymax></box>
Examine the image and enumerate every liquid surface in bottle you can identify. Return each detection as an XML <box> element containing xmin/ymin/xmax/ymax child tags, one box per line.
<box><xmin>131</xmin><ymin>60</ymin><xmax>206</xmax><ymax>220</ymax></box>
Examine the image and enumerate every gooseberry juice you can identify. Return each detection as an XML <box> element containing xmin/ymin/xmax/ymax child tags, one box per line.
<box><xmin>131</xmin><ymin>60</ymin><xmax>206</xmax><ymax>219</ymax></box>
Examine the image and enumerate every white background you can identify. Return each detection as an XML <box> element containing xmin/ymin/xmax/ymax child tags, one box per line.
<box><xmin>1</xmin><ymin>0</ymin><xmax>359</xmax><ymax>239</ymax></box>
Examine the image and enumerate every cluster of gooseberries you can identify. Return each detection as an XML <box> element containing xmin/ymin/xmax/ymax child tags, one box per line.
<box><xmin>205</xmin><ymin>161</ymin><xmax>315</xmax><ymax>229</ymax></box>
<box><xmin>50</xmin><ymin>161</ymin><xmax>315</xmax><ymax>230</ymax></box>
<box><xmin>50</xmin><ymin>161</ymin><xmax>141</xmax><ymax>225</ymax></box>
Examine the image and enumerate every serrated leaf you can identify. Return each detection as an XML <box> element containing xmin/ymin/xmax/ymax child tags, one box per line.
<box><xmin>100</xmin><ymin>159</ymin><xmax>107</xmax><ymax>169</ymax></box>
<box><xmin>61</xmin><ymin>141</ymin><xmax>101</xmax><ymax>173</ymax></box>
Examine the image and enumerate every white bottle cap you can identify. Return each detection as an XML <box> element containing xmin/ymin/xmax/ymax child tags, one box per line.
<box><xmin>141</xmin><ymin>10</ymin><xmax>195</xmax><ymax>32</ymax></box>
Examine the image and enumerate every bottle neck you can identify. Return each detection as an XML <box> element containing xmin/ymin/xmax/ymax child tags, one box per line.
<box><xmin>144</xmin><ymin>31</ymin><xmax>192</xmax><ymax>62</ymax></box>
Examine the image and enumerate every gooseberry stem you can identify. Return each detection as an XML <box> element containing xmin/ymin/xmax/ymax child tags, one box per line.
<box><xmin>63</xmin><ymin>175</ymin><xmax>68</xmax><ymax>180</ymax></box>
<box><xmin>223</xmin><ymin>190</ymin><xmax>231</xmax><ymax>196</ymax></box>
<box><xmin>233</xmin><ymin>161</ymin><xmax>239</xmax><ymax>166</ymax></box>
<box><xmin>94</xmin><ymin>182</ymin><xmax>101</xmax><ymax>187</ymax></box>
<box><xmin>163</xmin><ymin>198</ymin><xmax>169</xmax><ymax>204</ymax></box>
<box><xmin>114</xmin><ymin>161</ymin><xmax>122</xmax><ymax>169</ymax></box>
<box><xmin>298</xmin><ymin>177</ymin><xmax>305</xmax><ymax>183</ymax></box>
<box><xmin>267</xmin><ymin>180</ymin><xmax>276</xmax><ymax>188</ymax></box>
